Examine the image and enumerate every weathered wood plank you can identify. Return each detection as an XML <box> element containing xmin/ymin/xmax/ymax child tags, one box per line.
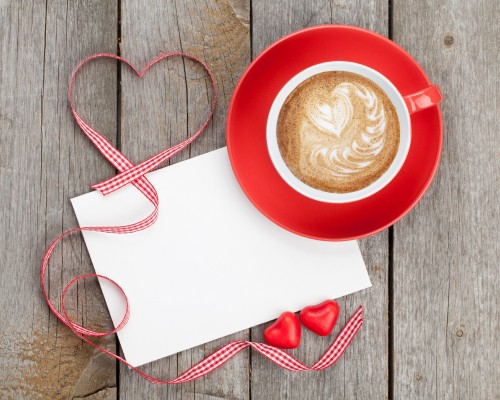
<box><xmin>392</xmin><ymin>0</ymin><xmax>500</xmax><ymax>398</ymax></box>
<box><xmin>250</xmin><ymin>2</ymin><xmax>390</xmax><ymax>399</ymax></box>
<box><xmin>118</xmin><ymin>0</ymin><xmax>250</xmax><ymax>398</ymax></box>
<box><xmin>0</xmin><ymin>0</ymin><xmax>118</xmax><ymax>399</ymax></box>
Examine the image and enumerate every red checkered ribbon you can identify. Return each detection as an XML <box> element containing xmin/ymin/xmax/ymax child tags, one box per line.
<box><xmin>40</xmin><ymin>53</ymin><xmax>363</xmax><ymax>384</ymax></box>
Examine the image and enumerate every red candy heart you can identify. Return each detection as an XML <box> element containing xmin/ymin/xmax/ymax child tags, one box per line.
<box><xmin>263</xmin><ymin>311</ymin><xmax>301</xmax><ymax>349</ymax></box>
<box><xmin>300</xmin><ymin>300</ymin><xmax>340</xmax><ymax>336</ymax></box>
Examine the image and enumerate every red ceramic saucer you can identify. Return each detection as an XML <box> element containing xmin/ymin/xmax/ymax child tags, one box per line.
<box><xmin>226</xmin><ymin>25</ymin><xmax>443</xmax><ymax>241</ymax></box>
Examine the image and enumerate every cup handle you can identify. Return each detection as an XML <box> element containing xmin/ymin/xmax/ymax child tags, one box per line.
<box><xmin>404</xmin><ymin>84</ymin><xmax>443</xmax><ymax>114</ymax></box>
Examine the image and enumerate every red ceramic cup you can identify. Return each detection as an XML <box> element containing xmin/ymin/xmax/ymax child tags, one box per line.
<box><xmin>266</xmin><ymin>61</ymin><xmax>442</xmax><ymax>203</ymax></box>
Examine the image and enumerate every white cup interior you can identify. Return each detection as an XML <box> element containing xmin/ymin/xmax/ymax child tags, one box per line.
<box><xmin>266</xmin><ymin>61</ymin><xmax>411</xmax><ymax>203</ymax></box>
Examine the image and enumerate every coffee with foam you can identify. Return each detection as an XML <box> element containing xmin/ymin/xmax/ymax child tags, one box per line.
<box><xmin>277</xmin><ymin>71</ymin><xmax>400</xmax><ymax>193</ymax></box>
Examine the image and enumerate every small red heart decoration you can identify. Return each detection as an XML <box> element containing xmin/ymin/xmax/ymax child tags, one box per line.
<box><xmin>300</xmin><ymin>300</ymin><xmax>340</xmax><ymax>336</ymax></box>
<box><xmin>263</xmin><ymin>311</ymin><xmax>301</xmax><ymax>349</ymax></box>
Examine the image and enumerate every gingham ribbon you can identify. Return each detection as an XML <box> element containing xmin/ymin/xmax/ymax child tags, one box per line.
<box><xmin>40</xmin><ymin>53</ymin><xmax>364</xmax><ymax>384</ymax></box>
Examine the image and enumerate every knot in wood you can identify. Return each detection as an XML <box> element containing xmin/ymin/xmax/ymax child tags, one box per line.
<box><xmin>444</xmin><ymin>34</ymin><xmax>455</xmax><ymax>48</ymax></box>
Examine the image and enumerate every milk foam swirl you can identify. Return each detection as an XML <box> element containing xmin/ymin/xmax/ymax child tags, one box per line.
<box><xmin>305</xmin><ymin>82</ymin><xmax>387</xmax><ymax>177</ymax></box>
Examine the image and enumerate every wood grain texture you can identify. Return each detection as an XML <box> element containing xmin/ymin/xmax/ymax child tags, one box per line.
<box><xmin>0</xmin><ymin>1</ymin><xmax>118</xmax><ymax>399</ymax></box>
<box><xmin>392</xmin><ymin>0</ymin><xmax>500</xmax><ymax>398</ymax></box>
<box><xmin>250</xmin><ymin>2</ymin><xmax>389</xmax><ymax>399</ymax></box>
<box><xmin>1</xmin><ymin>0</ymin><xmax>499</xmax><ymax>398</ymax></box>
<box><xmin>118</xmin><ymin>0</ymin><xmax>250</xmax><ymax>398</ymax></box>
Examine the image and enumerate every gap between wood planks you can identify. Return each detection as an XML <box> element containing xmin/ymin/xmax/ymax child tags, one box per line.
<box><xmin>115</xmin><ymin>0</ymin><xmax>122</xmax><ymax>398</ymax></box>
<box><xmin>387</xmin><ymin>1</ymin><xmax>395</xmax><ymax>399</ymax></box>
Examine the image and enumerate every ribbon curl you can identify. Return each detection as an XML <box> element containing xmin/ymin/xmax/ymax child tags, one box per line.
<box><xmin>40</xmin><ymin>53</ymin><xmax>363</xmax><ymax>384</ymax></box>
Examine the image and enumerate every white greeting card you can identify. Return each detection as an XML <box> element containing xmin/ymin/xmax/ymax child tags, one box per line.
<box><xmin>71</xmin><ymin>147</ymin><xmax>371</xmax><ymax>367</ymax></box>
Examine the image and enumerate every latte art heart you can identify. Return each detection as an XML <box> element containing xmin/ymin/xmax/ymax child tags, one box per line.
<box><xmin>308</xmin><ymin>86</ymin><xmax>352</xmax><ymax>137</ymax></box>
<box><xmin>308</xmin><ymin>82</ymin><xmax>387</xmax><ymax>177</ymax></box>
<box><xmin>277</xmin><ymin>71</ymin><xmax>400</xmax><ymax>193</ymax></box>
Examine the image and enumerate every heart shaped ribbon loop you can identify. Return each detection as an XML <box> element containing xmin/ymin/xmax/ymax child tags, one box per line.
<box><xmin>68</xmin><ymin>52</ymin><xmax>217</xmax><ymax>196</ymax></box>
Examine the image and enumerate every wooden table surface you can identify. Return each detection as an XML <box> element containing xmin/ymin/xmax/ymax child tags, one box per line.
<box><xmin>1</xmin><ymin>0</ymin><xmax>498</xmax><ymax>399</ymax></box>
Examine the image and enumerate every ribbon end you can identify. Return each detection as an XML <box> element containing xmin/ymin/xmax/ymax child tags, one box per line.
<box><xmin>90</xmin><ymin>183</ymin><xmax>109</xmax><ymax>196</ymax></box>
